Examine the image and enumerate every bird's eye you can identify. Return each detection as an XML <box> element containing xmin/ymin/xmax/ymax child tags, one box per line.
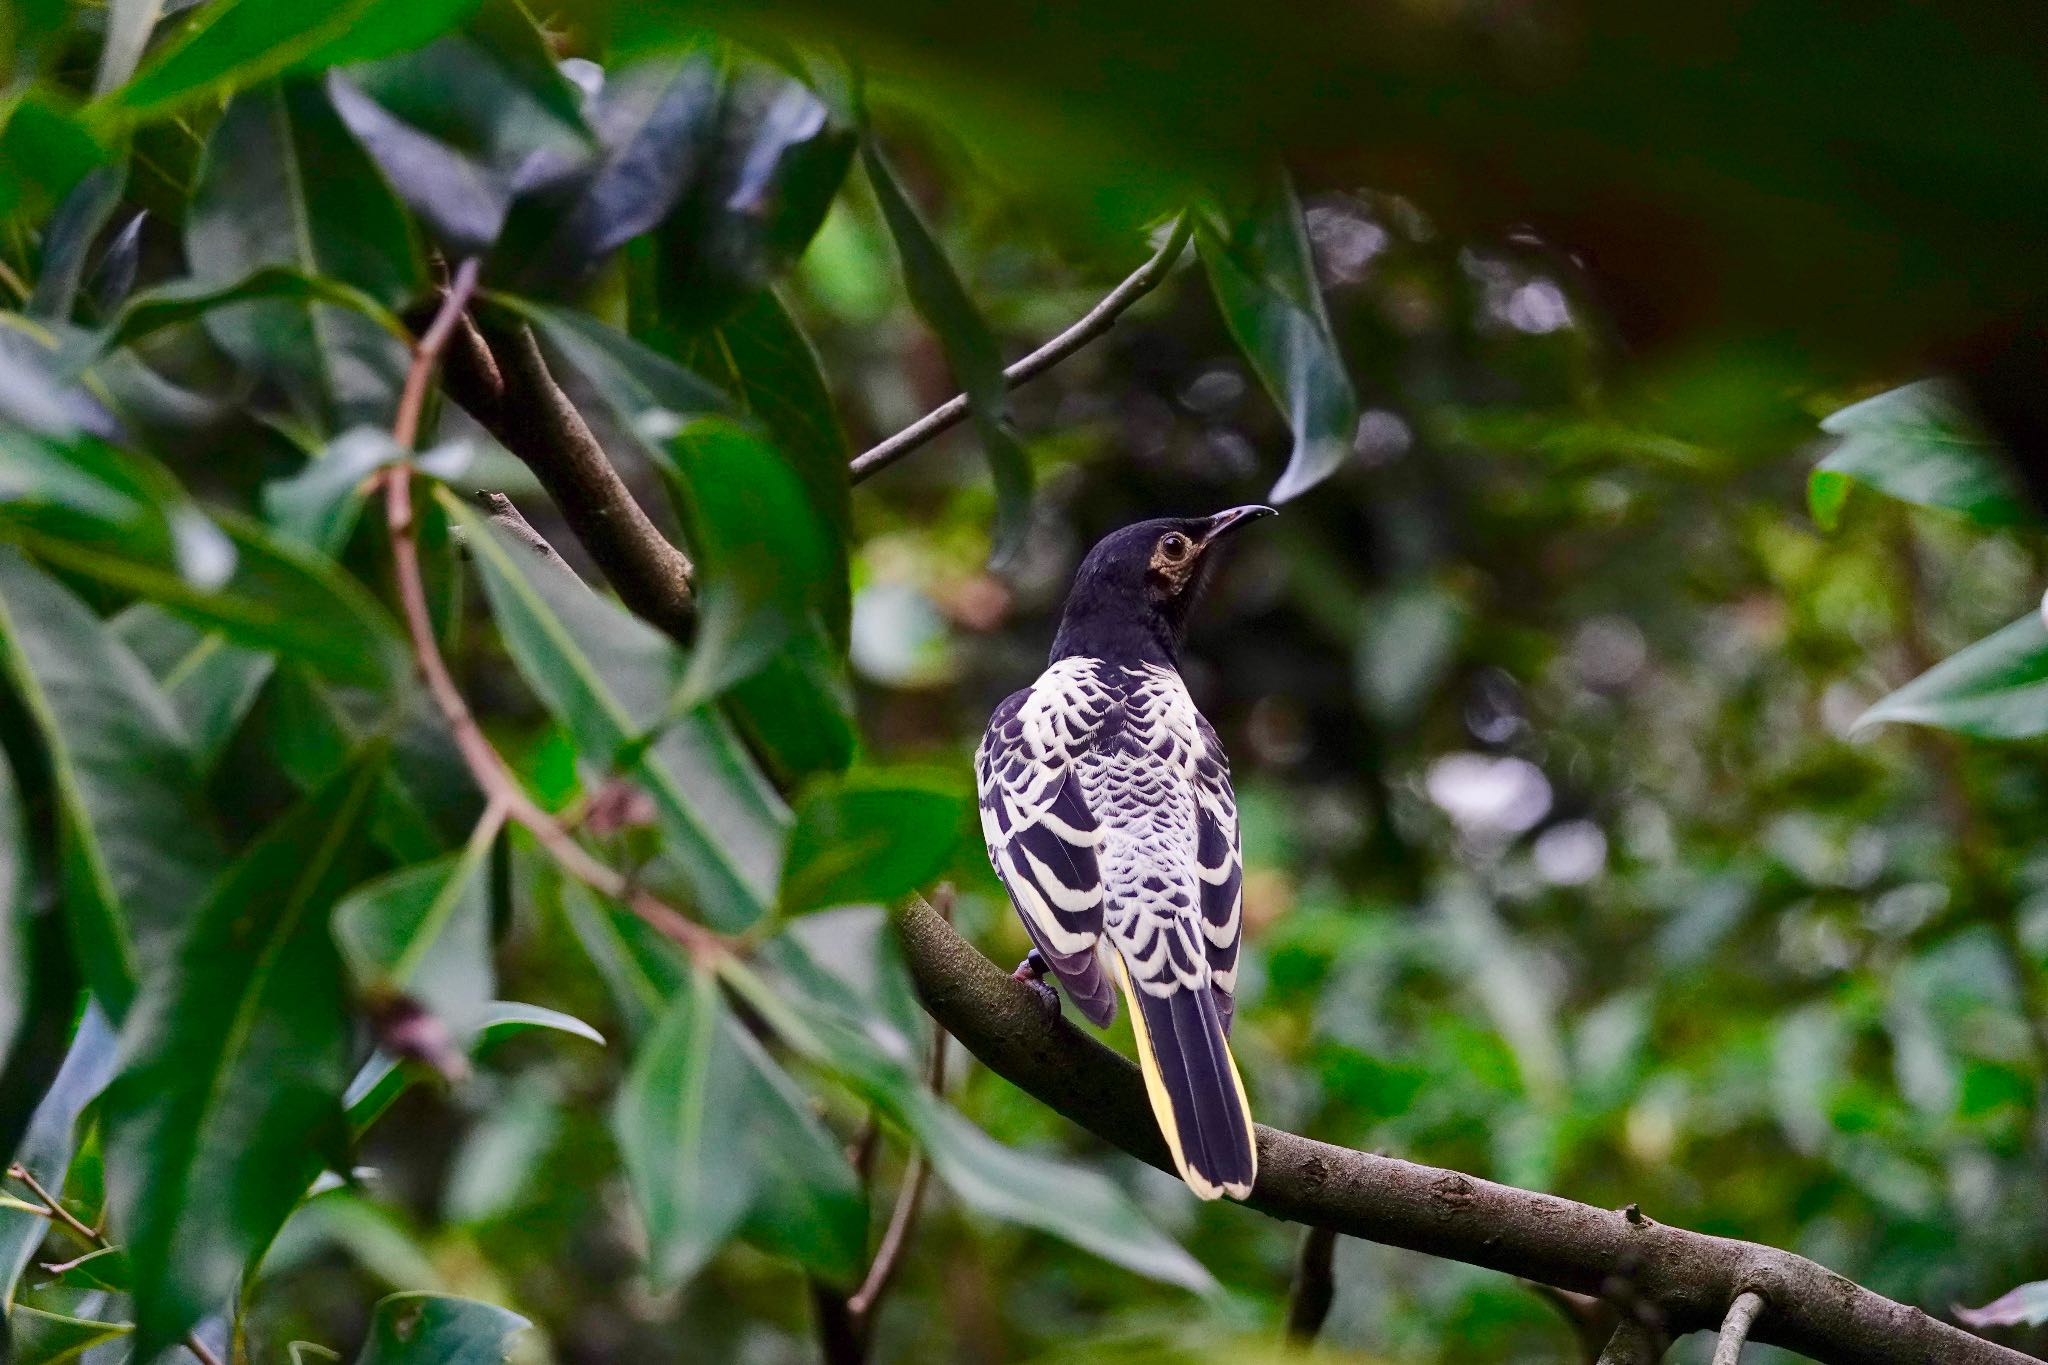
<box><xmin>1159</xmin><ymin>533</ymin><xmax>1190</xmax><ymax>561</ymax></box>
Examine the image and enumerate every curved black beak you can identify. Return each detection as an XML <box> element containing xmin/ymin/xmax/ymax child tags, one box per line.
<box><xmin>1199</xmin><ymin>504</ymin><xmax>1278</xmax><ymax>546</ymax></box>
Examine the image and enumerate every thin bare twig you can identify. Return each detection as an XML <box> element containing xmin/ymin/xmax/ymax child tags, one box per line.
<box><xmin>849</xmin><ymin>214</ymin><xmax>1194</xmax><ymax>483</ymax></box>
<box><xmin>846</xmin><ymin>1031</ymin><xmax>948</xmax><ymax>1320</ymax></box>
<box><xmin>481</xmin><ymin>491</ymin><xmax>577</xmax><ymax>576</ymax></box>
<box><xmin>7</xmin><ymin>1164</ymin><xmax>225</xmax><ymax>1365</ymax></box>
<box><xmin>1284</xmin><ymin>1225</ymin><xmax>1339</xmax><ymax>1343</ymax></box>
<box><xmin>382</xmin><ymin>265</ymin><xmax>723</xmax><ymax>965</ymax></box>
<box><xmin>1713</xmin><ymin>1292</ymin><xmax>1766</xmax><ymax>1365</ymax></box>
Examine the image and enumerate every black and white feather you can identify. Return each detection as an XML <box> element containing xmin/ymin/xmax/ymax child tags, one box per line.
<box><xmin>977</xmin><ymin>656</ymin><xmax>1254</xmax><ymax>1199</ymax></box>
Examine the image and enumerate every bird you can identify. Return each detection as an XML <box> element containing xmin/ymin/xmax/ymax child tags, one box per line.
<box><xmin>975</xmin><ymin>506</ymin><xmax>1274</xmax><ymax>1200</ymax></box>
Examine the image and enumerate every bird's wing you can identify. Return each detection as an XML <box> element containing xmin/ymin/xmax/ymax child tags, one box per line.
<box><xmin>976</xmin><ymin>660</ymin><xmax>1117</xmax><ymax>1026</ymax></box>
<box><xmin>1192</xmin><ymin>712</ymin><xmax>1245</xmax><ymax>1032</ymax></box>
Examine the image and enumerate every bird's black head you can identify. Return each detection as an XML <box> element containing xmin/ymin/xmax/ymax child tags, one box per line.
<box><xmin>1049</xmin><ymin>506</ymin><xmax>1276</xmax><ymax>665</ymax></box>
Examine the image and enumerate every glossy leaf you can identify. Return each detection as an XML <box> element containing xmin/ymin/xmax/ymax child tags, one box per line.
<box><xmin>1811</xmin><ymin>380</ymin><xmax>2032</xmax><ymax>530</ymax></box>
<box><xmin>1856</xmin><ymin>611</ymin><xmax>2048</xmax><ymax>739</ymax></box>
<box><xmin>27</xmin><ymin>164</ymin><xmax>125</xmax><ymax>321</ymax></box>
<box><xmin>657</xmin><ymin>75</ymin><xmax>855</xmax><ymax>331</ymax></box>
<box><xmin>185</xmin><ymin>80</ymin><xmax>421</xmax><ymax>429</ymax></box>
<box><xmin>345</xmin><ymin>1000</ymin><xmax>603</xmax><ymax>1136</ymax></box>
<box><xmin>353</xmin><ymin>1292</ymin><xmax>530</xmax><ymax>1365</ymax></box>
<box><xmin>92</xmin><ymin>265</ymin><xmax>410</xmax><ymax>357</ymax></box>
<box><xmin>861</xmin><ymin>141</ymin><xmax>1032</xmax><ymax>565</ymax></box>
<box><xmin>0</xmin><ymin>550</ymin><xmax>222</xmax><ymax>1016</ymax></box>
<box><xmin>0</xmin><ymin>1006</ymin><xmax>118</xmax><ymax>1310</ymax></box>
<box><xmin>1196</xmin><ymin>173</ymin><xmax>1359</xmax><ymax>503</ymax></box>
<box><xmin>6</xmin><ymin>1307</ymin><xmax>130</xmax><ymax>1363</ymax></box>
<box><xmin>778</xmin><ymin>770</ymin><xmax>965</xmax><ymax>917</ymax></box>
<box><xmin>450</xmin><ymin>494</ymin><xmax>788</xmax><ymax>929</ymax></box>
<box><xmin>334</xmin><ymin>815</ymin><xmax>500</xmax><ymax>1032</ymax></box>
<box><xmin>612</xmin><ymin>963</ymin><xmax>864</xmax><ymax>1287</ymax></box>
<box><xmin>101</xmin><ymin>759</ymin><xmax>382</xmax><ymax>1357</ymax></box>
<box><xmin>498</xmin><ymin>54</ymin><xmax>721</xmax><ymax>294</ymax></box>
<box><xmin>263</xmin><ymin>668</ymin><xmax>447</xmax><ymax>864</ymax></box>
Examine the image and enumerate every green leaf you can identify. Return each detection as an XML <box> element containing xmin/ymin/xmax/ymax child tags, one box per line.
<box><xmin>725</xmin><ymin>632</ymin><xmax>857</xmax><ymax>782</ymax></box>
<box><xmin>0</xmin><ymin>550</ymin><xmax>222</xmax><ymax>1017</ymax></box>
<box><xmin>612</xmin><ymin>963</ymin><xmax>864</xmax><ymax>1287</ymax></box>
<box><xmin>5</xmin><ymin>1307</ymin><xmax>130</xmax><ymax>1364</ymax></box>
<box><xmin>556</xmin><ymin>880</ymin><xmax>688</xmax><ymax>1042</ymax></box>
<box><xmin>656</xmin><ymin>76</ymin><xmax>855</xmax><ymax>331</ymax></box>
<box><xmin>112</xmin><ymin>605</ymin><xmax>271</xmax><ymax>773</ymax></box>
<box><xmin>101</xmin><ymin>757</ymin><xmax>383</xmax><ymax>1357</ymax></box>
<box><xmin>861</xmin><ymin>141</ymin><xmax>1031</xmax><ymax>565</ymax></box>
<box><xmin>1811</xmin><ymin>380</ymin><xmax>2032</xmax><ymax>530</ymax></box>
<box><xmin>1</xmin><ymin>1007</ymin><xmax>118</xmax><ymax>1310</ymax></box>
<box><xmin>27</xmin><ymin>164</ymin><xmax>126</xmax><ymax>321</ymax></box>
<box><xmin>778</xmin><ymin>770</ymin><xmax>965</xmax><ymax>917</ymax></box>
<box><xmin>103</xmin><ymin>0</ymin><xmax>481</xmax><ymax>122</ymax></box>
<box><xmin>1196</xmin><ymin>174</ymin><xmax>1359</xmax><ymax>502</ymax></box>
<box><xmin>262</xmin><ymin>668</ymin><xmax>448</xmax><ymax>863</ymax></box>
<box><xmin>0</xmin><ymin>90</ymin><xmax>111</xmax><ymax>224</ymax></box>
<box><xmin>0</xmin><ymin>737</ymin><xmax>35</xmax><ymax>1118</ymax></box>
<box><xmin>1856</xmin><ymin>611</ymin><xmax>2048</xmax><ymax>739</ymax></box>
<box><xmin>449</xmin><ymin>494</ymin><xmax>788</xmax><ymax>930</ymax></box>
<box><xmin>334</xmin><ymin>815</ymin><xmax>500</xmax><ymax>1032</ymax></box>
<box><xmin>29</xmin><ymin>1244</ymin><xmax>129</xmax><ymax>1292</ymax></box>
<box><xmin>498</xmin><ymin>54</ymin><xmax>722</xmax><ymax>294</ymax></box>
<box><xmin>184</xmin><ymin>80</ymin><xmax>422</xmax><ymax>430</ymax></box>
<box><xmin>344</xmin><ymin>1000</ymin><xmax>603</xmax><ymax>1136</ymax></box>
<box><xmin>353</xmin><ymin>1292</ymin><xmax>529</xmax><ymax>1365</ymax></box>
<box><xmin>20</xmin><ymin>507</ymin><xmax>406</xmax><ymax>693</ymax></box>
<box><xmin>93</xmin><ymin>264</ymin><xmax>411</xmax><ymax>359</ymax></box>
<box><xmin>722</xmin><ymin>963</ymin><xmax>1215</xmax><ymax>1293</ymax></box>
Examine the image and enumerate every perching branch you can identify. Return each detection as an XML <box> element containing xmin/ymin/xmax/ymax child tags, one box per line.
<box><xmin>1714</xmin><ymin>1292</ymin><xmax>1767</xmax><ymax>1365</ymax></box>
<box><xmin>1284</xmin><ymin>1226</ymin><xmax>1339</xmax><ymax>1343</ymax></box>
<box><xmin>893</xmin><ymin>898</ymin><xmax>2035</xmax><ymax>1365</ymax></box>
<box><xmin>848</xmin><ymin>214</ymin><xmax>1194</xmax><ymax>484</ymax></box>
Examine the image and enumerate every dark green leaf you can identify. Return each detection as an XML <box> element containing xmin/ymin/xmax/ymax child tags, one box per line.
<box><xmin>184</xmin><ymin>81</ymin><xmax>422</xmax><ymax>430</ymax></box>
<box><xmin>861</xmin><ymin>141</ymin><xmax>1031</xmax><ymax>564</ymax></box>
<box><xmin>450</xmin><ymin>495</ymin><xmax>787</xmax><ymax>930</ymax></box>
<box><xmin>112</xmin><ymin>605</ymin><xmax>271</xmax><ymax>773</ymax></box>
<box><xmin>557</xmin><ymin>880</ymin><xmax>687</xmax><ymax>1041</ymax></box>
<box><xmin>0</xmin><ymin>737</ymin><xmax>35</xmax><ymax>1128</ymax></box>
<box><xmin>93</xmin><ymin>264</ymin><xmax>411</xmax><ymax>358</ymax></box>
<box><xmin>345</xmin><ymin>999</ymin><xmax>602</xmax><ymax>1136</ymax></box>
<box><xmin>353</xmin><ymin>1292</ymin><xmax>529</xmax><ymax>1365</ymax></box>
<box><xmin>1856</xmin><ymin>611</ymin><xmax>2048</xmax><ymax>739</ymax></box>
<box><xmin>1811</xmin><ymin>380</ymin><xmax>2032</xmax><ymax>529</ymax></box>
<box><xmin>726</xmin><ymin>633</ymin><xmax>857</xmax><ymax>782</ymax></box>
<box><xmin>5</xmin><ymin>1307</ymin><xmax>129</xmax><ymax>1364</ymax></box>
<box><xmin>1</xmin><ymin>1007</ymin><xmax>117</xmax><ymax>1310</ymax></box>
<box><xmin>778</xmin><ymin>770</ymin><xmax>965</xmax><ymax>917</ymax></box>
<box><xmin>263</xmin><ymin>667</ymin><xmax>450</xmax><ymax>864</ymax></box>
<box><xmin>657</xmin><ymin>76</ymin><xmax>855</xmax><ymax>330</ymax></box>
<box><xmin>27</xmin><ymin>164</ymin><xmax>125</xmax><ymax>321</ymax></box>
<box><xmin>612</xmin><ymin>962</ymin><xmax>864</xmax><ymax>1287</ymax></box>
<box><xmin>0</xmin><ymin>91</ymin><xmax>110</xmax><ymax>223</ymax></box>
<box><xmin>0</xmin><ymin>551</ymin><xmax>222</xmax><ymax>1016</ymax></box>
<box><xmin>101</xmin><ymin>758</ymin><xmax>382</xmax><ymax>1357</ymax></box>
<box><xmin>498</xmin><ymin>55</ymin><xmax>721</xmax><ymax>294</ymax></box>
<box><xmin>29</xmin><ymin>1244</ymin><xmax>129</xmax><ymax>1292</ymax></box>
<box><xmin>334</xmin><ymin>816</ymin><xmax>500</xmax><ymax>1032</ymax></box>
<box><xmin>1196</xmin><ymin>174</ymin><xmax>1358</xmax><ymax>502</ymax></box>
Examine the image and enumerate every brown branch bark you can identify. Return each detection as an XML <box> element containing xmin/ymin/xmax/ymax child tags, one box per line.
<box><xmin>441</xmin><ymin>318</ymin><xmax>697</xmax><ymax>641</ymax></box>
<box><xmin>1284</xmin><ymin>1225</ymin><xmax>1338</xmax><ymax>1343</ymax></box>
<box><xmin>1715</xmin><ymin>1291</ymin><xmax>1767</xmax><ymax>1365</ymax></box>
<box><xmin>848</xmin><ymin>214</ymin><xmax>1192</xmax><ymax>484</ymax></box>
<box><xmin>894</xmin><ymin>897</ymin><xmax>2038</xmax><ymax>1365</ymax></box>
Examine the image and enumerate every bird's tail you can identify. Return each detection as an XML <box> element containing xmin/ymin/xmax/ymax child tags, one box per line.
<box><xmin>1111</xmin><ymin>953</ymin><xmax>1257</xmax><ymax>1200</ymax></box>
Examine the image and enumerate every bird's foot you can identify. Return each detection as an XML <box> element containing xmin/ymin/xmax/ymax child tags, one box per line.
<box><xmin>1010</xmin><ymin>950</ymin><xmax>1061</xmax><ymax>1019</ymax></box>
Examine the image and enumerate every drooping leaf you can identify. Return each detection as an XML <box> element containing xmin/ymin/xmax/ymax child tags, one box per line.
<box><xmin>104</xmin><ymin>0</ymin><xmax>481</xmax><ymax>122</ymax></box>
<box><xmin>93</xmin><ymin>0</ymin><xmax>168</xmax><ymax>97</ymax></box>
<box><xmin>1196</xmin><ymin>175</ymin><xmax>1358</xmax><ymax>502</ymax></box>
<box><xmin>353</xmin><ymin>1292</ymin><xmax>530</xmax><ymax>1365</ymax></box>
<box><xmin>101</xmin><ymin>758</ymin><xmax>382</xmax><ymax>1357</ymax></box>
<box><xmin>449</xmin><ymin>494</ymin><xmax>788</xmax><ymax>930</ymax></box>
<box><xmin>778</xmin><ymin>770</ymin><xmax>965</xmax><ymax>918</ymax></box>
<box><xmin>1856</xmin><ymin>611</ymin><xmax>2048</xmax><ymax>739</ymax></box>
<box><xmin>334</xmin><ymin>815</ymin><xmax>500</xmax><ymax>1032</ymax></box>
<box><xmin>184</xmin><ymin>80</ymin><xmax>421</xmax><ymax>430</ymax></box>
<box><xmin>612</xmin><ymin>962</ymin><xmax>865</xmax><ymax>1287</ymax></box>
<box><xmin>0</xmin><ymin>550</ymin><xmax>222</xmax><ymax>1016</ymax></box>
<box><xmin>1811</xmin><ymin>379</ymin><xmax>2033</xmax><ymax>530</ymax></box>
<box><xmin>27</xmin><ymin>163</ymin><xmax>126</xmax><ymax>321</ymax></box>
<box><xmin>497</xmin><ymin>54</ymin><xmax>722</xmax><ymax>294</ymax></box>
<box><xmin>265</xmin><ymin>428</ymin><xmax>467</xmax><ymax>554</ymax></box>
<box><xmin>344</xmin><ymin>999</ymin><xmax>602</xmax><ymax>1136</ymax></box>
<box><xmin>725</xmin><ymin>632</ymin><xmax>857</xmax><ymax>782</ymax></box>
<box><xmin>5</xmin><ymin>1307</ymin><xmax>130</xmax><ymax>1364</ymax></box>
<box><xmin>861</xmin><ymin>141</ymin><xmax>1032</xmax><ymax>565</ymax></box>
<box><xmin>0</xmin><ymin>1006</ymin><xmax>118</xmax><ymax>1310</ymax></box>
<box><xmin>656</xmin><ymin>75</ymin><xmax>855</xmax><ymax>331</ymax></box>
<box><xmin>556</xmin><ymin>880</ymin><xmax>688</xmax><ymax>1042</ymax></box>
<box><xmin>1957</xmin><ymin>1280</ymin><xmax>2048</xmax><ymax>1329</ymax></box>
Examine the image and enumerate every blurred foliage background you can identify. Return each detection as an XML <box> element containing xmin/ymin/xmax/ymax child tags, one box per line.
<box><xmin>4</xmin><ymin>2</ymin><xmax>2048</xmax><ymax>1364</ymax></box>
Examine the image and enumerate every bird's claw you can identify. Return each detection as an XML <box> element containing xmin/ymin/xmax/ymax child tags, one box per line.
<box><xmin>1010</xmin><ymin>950</ymin><xmax>1061</xmax><ymax>1019</ymax></box>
